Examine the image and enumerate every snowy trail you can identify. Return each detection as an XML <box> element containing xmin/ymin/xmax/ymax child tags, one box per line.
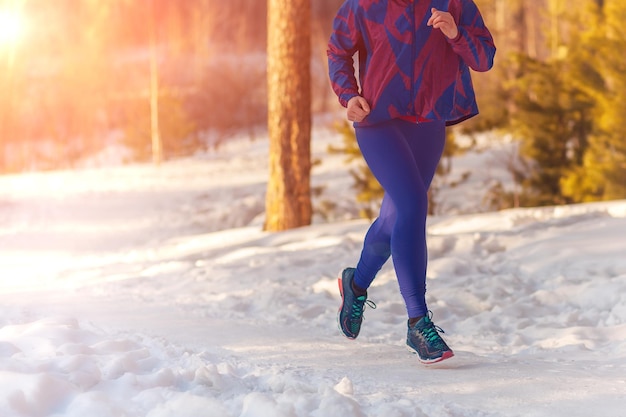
<box><xmin>2</xmin><ymin>209</ymin><xmax>626</xmax><ymax>417</ymax></box>
<box><xmin>3</xmin><ymin>274</ymin><xmax>624</xmax><ymax>417</ymax></box>
<box><xmin>1</xmin><ymin>130</ymin><xmax>626</xmax><ymax>416</ymax></box>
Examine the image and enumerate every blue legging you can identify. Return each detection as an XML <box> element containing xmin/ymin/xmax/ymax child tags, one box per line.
<box><xmin>353</xmin><ymin>119</ymin><xmax>446</xmax><ymax>319</ymax></box>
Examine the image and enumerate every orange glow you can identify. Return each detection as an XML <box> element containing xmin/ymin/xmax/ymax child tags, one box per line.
<box><xmin>0</xmin><ymin>7</ymin><xmax>25</xmax><ymax>47</ymax></box>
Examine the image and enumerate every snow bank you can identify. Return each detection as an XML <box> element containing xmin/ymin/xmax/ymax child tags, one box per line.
<box><xmin>1</xmin><ymin>127</ymin><xmax>625</xmax><ymax>416</ymax></box>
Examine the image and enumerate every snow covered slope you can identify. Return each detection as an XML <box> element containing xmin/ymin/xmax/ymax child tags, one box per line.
<box><xmin>1</xmin><ymin>129</ymin><xmax>625</xmax><ymax>416</ymax></box>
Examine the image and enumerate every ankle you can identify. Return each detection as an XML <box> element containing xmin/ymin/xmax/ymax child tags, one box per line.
<box><xmin>351</xmin><ymin>281</ymin><xmax>367</xmax><ymax>297</ymax></box>
<box><xmin>409</xmin><ymin>316</ymin><xmax>424</xmax><ymax>327</ymax></box>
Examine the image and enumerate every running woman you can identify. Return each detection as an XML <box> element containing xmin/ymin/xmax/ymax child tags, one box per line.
<box><xmin>327</xmin><ymin>0</ymin><xmax>495</xmax><ymax>364</ymax></box>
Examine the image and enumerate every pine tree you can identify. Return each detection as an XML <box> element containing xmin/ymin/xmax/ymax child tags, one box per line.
<box><xmin>505</xmin><ymin>0</ymin><xmax>596</xmax><ymax>207</ymax></box>
<box><xmin>265</xmin><ymin>0</ymin><xmax>312</xmax><ymax>231</ymax></box>
<box><xmin>561</xmin><ymin>0</ymin><xmax>626</xmax><ymax>201</ymax></box>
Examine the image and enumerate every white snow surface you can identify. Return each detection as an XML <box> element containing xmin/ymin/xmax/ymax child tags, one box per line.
<box><xmin>1</xmin><ymin>126</ymin><xmax>625</xmax><ymax>417</ymax></box>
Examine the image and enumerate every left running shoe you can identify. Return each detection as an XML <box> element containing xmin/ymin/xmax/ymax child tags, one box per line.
<box><xmin>337</xmin><ymin>267</ymin><xmax>375</xmax><ymax>339</ymax></box>
<box><xmin>407</xmin><ymin>312</ymin><xmax>454</xmax><ymax>364</ymax></box>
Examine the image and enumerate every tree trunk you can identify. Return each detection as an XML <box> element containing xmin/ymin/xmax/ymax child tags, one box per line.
<box><xmin>149</xmin><ymin>0</ymin><xmax>162</xmax><ymax>165</ymax></box>
<box><xmin>265</xmin><ymin>0</ymin><xmax>312</xmax><ymax>231</ymax></box>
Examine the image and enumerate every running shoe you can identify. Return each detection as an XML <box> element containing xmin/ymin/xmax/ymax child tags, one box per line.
<box><xmin>337</xmin><ymin>267</ymin><xmax>375</xmax><ymax>339</ymax></box>
<box><xmin>407</xmin><ymin>312</ymin><xmax>454</xmax><ymax>364</ymax></box>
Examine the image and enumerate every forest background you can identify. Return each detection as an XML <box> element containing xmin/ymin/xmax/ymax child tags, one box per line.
<box><xmin>0</xmin><ymin>0</ymin><xmax>624</xmax><ymax>211</ymax></box>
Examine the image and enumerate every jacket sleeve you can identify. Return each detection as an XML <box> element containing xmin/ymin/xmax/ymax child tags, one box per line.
<box><xmin>327</xmin><ymin>1</ymin><xmax>362</xmax><ymax>107</ymax></box>
<box><xmin>447</xmin><ymin>0</ymin><xmax>496</xmax><ymax>72</ymax></box>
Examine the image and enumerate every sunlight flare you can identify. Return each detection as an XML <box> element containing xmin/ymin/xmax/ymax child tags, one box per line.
<box><xmin>0</xmin><ymin>7</ymin><xmax>25</xmax><ymax>47</ymax></box>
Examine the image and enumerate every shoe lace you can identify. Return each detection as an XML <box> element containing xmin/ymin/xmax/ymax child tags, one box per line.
<box><xmin>421</xmin><ymin>322</ymin><xmax>445</xmax><ymax>343</ymax></box>
<box><xmin>351</xmin><ymin>296</ymin><xmax>376</xmax><ymax>320</ymax></box>
<box><xmin>419</xmin><ymin>312</ymin><xmax>446</xmax><ymax>346</ymax></box>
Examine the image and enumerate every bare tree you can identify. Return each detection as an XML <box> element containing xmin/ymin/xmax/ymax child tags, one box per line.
<box><xmin>149</xmin><ymin>0</ymin><xmax>162</xmax><ymax>165</ymax></box>
<box><xmin>265</xmin><ymin>0</ymin><xmax>312</xmax><ymax>231</ymax></box>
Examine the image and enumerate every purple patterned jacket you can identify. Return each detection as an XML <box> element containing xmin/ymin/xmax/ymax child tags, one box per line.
<box><xmin>327</xmin><ymin>0</ymin><xmax>496</xmax><ymax>126</ymax></box>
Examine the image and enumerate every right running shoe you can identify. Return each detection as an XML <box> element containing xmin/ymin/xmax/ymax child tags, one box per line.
<box><xmin>337</xmin><ymin>267</ymin><xmax>375</xmax><ymax>339</ymax></box>
<box><xmin>407</xmin><ymin>312</ymin><xmax>454</xmax><ymax>364</ymax></box>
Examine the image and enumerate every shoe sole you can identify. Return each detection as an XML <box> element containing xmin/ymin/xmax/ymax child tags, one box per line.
<box><xmin>406</xmin><ymin>343</ymin><xmax>455</xmax><ymax>364</ymax></box>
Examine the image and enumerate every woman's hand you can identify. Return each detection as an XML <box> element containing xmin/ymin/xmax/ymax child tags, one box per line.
<box><xmin>427</xmin><ymin>8</ymin><xmax>459</xmax><ymax>39</ymax></box>
<box><xmin>347</xmin><ymin>96</ymin><xmax>371</xmax><ymax>122</ymax></box>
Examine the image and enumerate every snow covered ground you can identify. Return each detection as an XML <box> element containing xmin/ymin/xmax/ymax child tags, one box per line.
<box><xmin>1</xmin><ymin>125</ymin><xmax>625</xmax><ymax>417</ymax></box>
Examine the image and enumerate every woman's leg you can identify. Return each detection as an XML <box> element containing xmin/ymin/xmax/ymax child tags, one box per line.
<box><xmin>353</xmin><ymin>194</ymin><xmax>394</xmax><ymax>289</ymax></box>
<box><xmin>354</xmin><ymin>119</ymin><xmax>446</xmax><ymax>318</ymax></box>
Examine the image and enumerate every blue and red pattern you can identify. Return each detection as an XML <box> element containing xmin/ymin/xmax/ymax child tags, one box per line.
<box><xmin>327</xmin><ymin>0</ymin><xmax>496</xmax><ymax>126</ymax></box>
